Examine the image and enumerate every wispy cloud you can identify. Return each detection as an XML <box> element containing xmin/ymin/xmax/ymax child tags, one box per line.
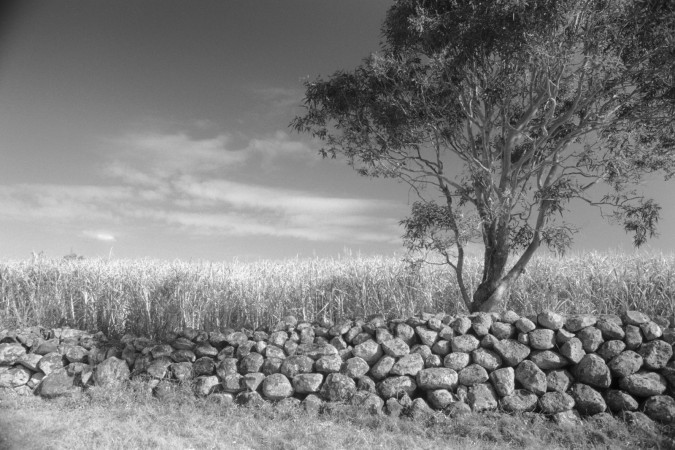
<box><xmin>83</xmin><ymin>230</ymin><xmax>117</xmax><ymax>242</ymax></box>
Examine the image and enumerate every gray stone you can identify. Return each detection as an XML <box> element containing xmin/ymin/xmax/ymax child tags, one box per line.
<box><xmin>385</xmin><ymin>397</ymin><xmax>404</xmax><ymax>417</ymax></box>
<box><xmin>515</xmin><ymin>317</ymin><xmax>536</xmax><ymax>334</ymax></box>
<box><xmin>416</xmin><ymin>368</ymin><xmax>458</xmax><ymax>390</ymax></box>
<box><xmin>451</xmin><ymin>334</ymin><xmax>480</xmax><ymax>353</ymax></box>
<box><xmin>410</xmin><ymin>344</ymin><xmax>432</xmax><ymax>360</ymax></box>
<box><xmin>569</xmin><ymin>383</ymin><xmax>606</xmax><ymax>415</ymax></box>
<box><xmin>528</xmin><ymin>329</ymin><xmax>556</xmax><ymax>350</ymax></box>
<box><xmin>458</xmin><ymin>364</ymin><xmax>489</xmax><ymax>387</ymax></box>
<box><xmin>377</xmin><ymin>375</ymin><xmax>417</xmax><ymax>399</ymax></box>
<box><xmin>17</xmin><ymin>353</ymin><xmax>42</xmax><ymax>372</ymax></box>
<box><xmin>574</xmin><ymin>354</ymin><xmax>611</xmax><ymax>389</ymax></box>
<box><xmin>280</xmin><ymin>355</ymin><xmax>314</xmax><ymax>378</ymax></box>
<box><xmin>171</xmin><ymin>349</ymin><xmax>196</xmax><ymax>363</ymax></box>
<box><xmin>235</xmin><ymin>391</ymin><xmax>264</xmax><ymax>407</ymax></box>
<box><xmin>296</xmin><ymin>343</ymin><xmax>339</xmax><ymax>360</ymax></box>
<box><xmin>431</xmin><ymin>340</ymin><xmax>452</xmax><ymax>357</ymax></box>
<box><xmin>450</xmin><ymin>316</ymin><xmax>472</xmax><ymax>335</ymax></box>
<box><xmin>37</xmin><ymin>352</ymin><xmax>65</xmax><ymax>375</ymax></box>
<box><xmin>262</xmin><ymin>373</ymin><xmax>294</xmax><ymax>400</ymax></box>
<box><xmin>94</xmin><ymin>356</ymin><xmax>130</xmax><ymax>387</ymax></box>
<box><xmin>529</xmin><ymin>350</ymin><xmax>569</xmax><ymax>370</ymax></box>
<box><xmin>515</xmin><ymin>360</ymin><xmax>546</xmax><ymax>395</ymax></box>
<box><xmin>565</xmin><ymin>315</ymin><xmax>597</xmax><ymax>332</ymax></box>
<box><xmin>490</xmin><ymin>322</ymin><xmax>515</xmax><ymax>340</ymax></box>
<box><xmin>596</xmin><ymin>340</ymin><xmax>626</xmax><ymax>361</ymax></box>
<box><xmin>415</xmin><ymin>327</ymin><xmax>438</xmax><ymax>347</ymax></box>
<box><xmin>302</xmin><ymin>394</ymin><xmax>323</xmax><ymax>415</ymax></box>
<box><xmin>538</xmin><ymin>311</ymin><xmax>564</xmax><ymax>330</ymax></box>
<box><xmin>443</xmin><ymin>352</ymin><xmax>470</xmax><ymax>371</ymax></box>
<box><xmin>381</xmin><ymin>338</ymin><xmax>410</xmax><ymax>358</ymax></box>
<box><xmin>643</xmin><ymin>395</ymin><xmax>675</xmax><ymax>423</ymax></box>
<box><xmin>624</xmin><ymin>325</ymin><xmax>643</xmax><ymax>350</ymax></box>
<box><xmin>619</xmin><ymin>371</ymin><xmax>667</xmax><ymax>397</ymax></box>
<box><xmin>621</xmin><ymin>411</ymin><xmax>656</xmax><ymax>430</ymax></box>
<box><xmin>146</xmin><ymin>357</ymin><xmax>173</xmax><ymax>379</ymax></box>
<box><xmin>471</xmin><ymin>313</ymin><xmax>492</xmax><ymax>337</ymax></box>
<box><xmin>538</xmin><ymin>391</ymin><xmax>575</xmax><ymax>414</ymax></box>
<box><xmin>352</xmin><ymin>340</ymin><xmax>383</xmax><ymax>365</ymax></box>
<box><xmin>64</xmin><ymin>346</ymin><xmax>88</xmax><ymax>363</ymax></box>
<box><xmin>194</xmin><ymin>343</ymin><xmax>218</xmax><ymax>358</ymax></box>
<box><xmin>315</xmin><ymin>354</ymin><xmax>342</xmax><ymax>374</ymax></box>
<box><xmin>623</xmin><ymin>311</ymin><xmax>650</xmax><ymax>326</ymax></box>
<box><xmin>151</xmin><ymin>344</ymin><xmax>174</xmax><ymax>359</ymax></box>
<box><xmin>493</xmin><ymin>339</ymin><xmax>530</xmax><ymax>367</ymax></box>
<box><xmin>468</xmin><ymin>382</ymin><xmax>498</xmax><ymax>412</ymax></box>
<box><xmin>170</xmin><ymin>362</ymin><xmax>193</xmax><ymax>381</ymax></box>
<box><xmin>427</xmin><ymin>389</ymin><xmax>455</xmax><ymax>410</ymax></box>
<box><xmin>576</xmin><ymin>326</ymin><xmax>603</xmax><ymax>353</ymax></box>
<box><xmin>607</xmin><ymin>350</ymin><xmax>643</xmax><ymax>377</ymax></box>
<box><xmin>552</xmin><ymin>410</ymin><xmax>583</xmax><ymax>427</ymax></box>
<box><xmin>639</xmin><ymin>340</ymin><xmax>673</xmax><ymax>370</ymax></box>
<box><xmin>640</xmin><ymin>322</ymin><xmax>663</xmax><ymax>341</ymax></box>
<box><xmin>409</xmin><ymin>397</ymin><xmax>435</xmax><ymax>420</ymax></box>
<box><xmin>241</xmin><ymin>372</ymin><xmax>265</xmax><ymax>391</ymax></box>
<box><xmin>390</xmin><ymin>353</ymin><xmax>424</xmax><ymax>376</ymax></box>
<box><xmin>38</xmin><ymin>367</ymin><xmax>77</xmax><ymax>398</ymax></box>
<box><xmin>471</xmin><ymin>348</ymin><xmax>502</xmax><ymax>371</ymax></box>
<box><xmin>547</xmin><ymin>369</ymin><xmax>573</xmax><ymax>393</ymax></box>
<box><xmin>394</xmin><ymin>323</ymin><xmax>416</xmax><ymax>345</ymax></box>
<box><xmin>192</xmin><ymin>357</ymin><xmax>216</xmax><ymax>377</ymax></box>
<box><xmin>438</xmin><ymin>326</ymin><xmax>454</xmax><ymax>341</ymax></box>
<box><xmin>292</xmin><ymin>373</ymin><xmax>324</xmax><ymax>394</ymax></box>
<box><xmin>501</xmin><ymin>311</ymin><xmax>520</xmax><ymax>324</ymax></box>
<box><xmin>221</xmin><ymin>373</ymin><xmax>244</xmax><ymax>393</ymax></box>
<box><xmin>194</xmin><ymin>375</ymin><xmax>221</xmax><ymax>396</ymax></box>
<box><xmin>605</xmin><ymin>389</ymin><xmax>639</xmax><ymax>412</ymax></box>
<box><xmin>555</xmin><ymin>329</ymin><xmax>576</xmax><ymax>346</ymax></box>
<box><xmin>489</xmin><ymin>367</ymin><xmax>515</xmax><ymax>397</ymax></box>
<box><xmin>596</xmin><ymin>319</ymin><xmax>625</xmax><ymax>340</ymax></box>
<box><xmin>341</xmin><ymin>357</ymin><xmax>369</xmax><ymax>378</ymax></box>
<box><xmin>500</xmin><ymin>389</ymin><xmax>538</xmax><ymax>412</ymax></box>
<box><xmin>425</xmin><ymin>354</ymin><xmax>442</xmax><ymax>368</ymax></box>
<box><xmin>560</xmin><ymin>338</ymin><xmax>585</xmax><ymax>364</ymax></box>
<box><xmin>269</xmin><ymin>331</ymin><xmax>288</xmax><ymax>347</ymax></box>
<box><xmin>369</xmin><ymin>355</ymin><xmax>395</xmax><ymax>380</ymax></box>
<box><xmin>0</xmin><ymin>366</ymin><xmax>31</xmax><ymax>388</ymax></box>
<box><xmin>320</xmin><ymin>372</ymin><xmax>356</xmax><ymax>401</ymax></box>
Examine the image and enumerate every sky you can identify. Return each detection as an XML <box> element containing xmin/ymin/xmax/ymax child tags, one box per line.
<box><xmin>0</xmin><ymin>0</ymin><xmax>673</xmax><ymax>262</ymax></box>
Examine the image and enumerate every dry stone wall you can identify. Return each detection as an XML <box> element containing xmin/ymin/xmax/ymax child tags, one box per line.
<box><xmin>2</xmin><ymin>310</ymin><xmax>675</xmax><ymax>426</ymax></box>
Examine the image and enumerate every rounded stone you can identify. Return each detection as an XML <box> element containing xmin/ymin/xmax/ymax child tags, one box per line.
<box><xmin>471</xmin><ymin>348</ymin><xmax>502</xmax><ymax>371</ymax></box>
<box><xmin>458</xmin><ymin>364</ymin><xmax>489</xmax><ymax>387</ymax></box>
<box><xmin>564</xmin><ymin>315</ymin><xmax>597</xmax><ymax>332</ymax></box>
<box><xmin>390</xmin><ymin>353</ymin><xmax>425</xmax><ymax>376</ymax></box>
<box><xmin>377</xmin><ymin>375</ymin><xmax>417</xmax><ymax>399</ymax></box>
<box><xmin>426</xmin><ymin>389</ymin><xmax>455</xmax><ymax>410</ymax></box>
<box><xmin>569</xmin><ymin>383</ymin><xmax>606</xmax><ymax>415</ymax></box>
<box><xmin>493</xmin><ymin>339</ymin><xmax>530</xmax><ymax>367</ymax></box>
<box><xmin>416</xmin><ymin>367</ymin><xmax>458</xmax><ymax>391</ymax></box>
<box><xmin>94</xmin><ymin>356</ymin><xmax>130</xmax><ymax>387</ymax></box>
<box><xmin>574</xmin><ymin>354</ymin><xmax>611</xmax><ymax>389</ymax></box>
<box><xmin>576</xmin><ymin>327</ymin><xmax>604</xmax><ymax>353</ymax></box>
<box><xmin>500</xmin><ymin>389</ymin><xmax>538</xmax><ymax>412</ymax></box>
<box><xmin>538</xmin><ymin>392</ymin><xmax>575</xmax><ymax>414</ymax></box>
<box><xmin>381</xmin><ymin>338</ymin><xmax>410</xmax><ymax>358</ymax></box>
<box><xmin>352</xmin><ymin>340</ymin><xmax>383</xmax><ymax>365</ymax></box>
<box><xmin>537</xmin><ymin>311</ymin><xmax>564</xmax><ymax>330</ymax></box>
<box><xmin>489</xmin><ymin>367</ymin><xmax>515</xmax><ymax>397</ymax></box>
<box><xmin>528</xmin><ymin>329</ymin><xmax>556</xmax><ymax>350</ymax></box>
<box><xmin>369</xmin><ymin>355</ymin><xmax>395</xmax><ymax>380</ymax></box>
<box><xmin>638</xmin><ymin>340</ymin><xmax>673</xmax><ymax>370</ymax></box>
<box><xmin>619</xmin><ymin>371</ymin><xmax>667</xmax><ymax>397</ymax></box>
<box><xmin>547</xmin><ymin>369</ymin><xmax>573</xmax><ymax>393</ymax></box>
<box><xmin>451</xmin><ymin>334</ymin><xmax>480</xmax><ymax>353</ymax></box>
<box><xmin>341</xmin><ymin>357</ymin><xmax>369</xmax><ymax>378</ymax></box>
<box><xmin>262</xmin><ymin>373</ymin><xmax>294</xmax><ymax>400</ymax></box>
<box><xmin>515</xmin><ymin>360</ymin><xmax>546</xmax><ymax>395</ymax></box>
<box><xmin>443</xmin><ymin>352</ymin><xmax>470</xmax><ymax>371</ymax></box>
<box><xmin>643</xmin><ymin>395</ymin><xmax>675</xmax><ymax>423</ymax></box>
<box><xmin>607</xmin><ymin>350</ymin><xmax>643</xmax><ymax>377</ymax></box>
<box><xmin>468</xmin><ymin>382</ymin><xmax>498</xmax><ymax>412</ymax></box>
<box><xmin>596</xmin><ymin>340</ymin><xmax>626</xmax><ymax>361</ymax></box>
<box><xmin>280</xmin><ymin>355</ymin><xmax>314</xmax><ymax>378</ymax></box>
<box><xmin>529</xmin><ymin>350</ymin><xmax>569</xmax><ymax>370</ymax></box>
<box><xmin>605</xmin><ymin>389</ymin><xmax>639</xmax><ymax>412</ymax></box>
<box><xmin>292</xmin><ymin>373</ymin><xmax>324</xmax><ymax>394</ymax></box>
<box><xmin>320</xmin><ymin>373</ymin><xmax>356</xmax><ymax>401</ymax></box>
<box><xmin>623</xmin><ymin>311</ymin><xmax>650</xmax><ymax>326</ymax></box>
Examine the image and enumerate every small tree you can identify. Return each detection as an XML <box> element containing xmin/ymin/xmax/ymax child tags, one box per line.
<box><xmin>292</xmin><ymin>0</ymin><xmax>675</xmax><ymax>312</ymax></box>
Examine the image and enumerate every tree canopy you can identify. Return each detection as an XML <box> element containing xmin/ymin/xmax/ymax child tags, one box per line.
<box><xmin>292</xmin><ymin>0</ymin><xmax>675</xmax><ymax>312</ymax></box>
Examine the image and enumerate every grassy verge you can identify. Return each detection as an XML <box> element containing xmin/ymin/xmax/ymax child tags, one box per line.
<box><xmin>0</xmin><ymin>381</ymin><xmax>672</xmax><ymax>450</ymax></box>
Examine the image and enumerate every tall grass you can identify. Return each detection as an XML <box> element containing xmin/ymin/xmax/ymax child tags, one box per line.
<box><xmin>1</xmin><ymin>251</ymin><xmax>673</xmax><ymax>339</ymax></box>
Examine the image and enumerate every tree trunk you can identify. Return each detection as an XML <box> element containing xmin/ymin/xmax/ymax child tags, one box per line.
<box><xmin>470</xmin><ymin>215</ymin><xmax>511</xmax><ymax>312</ymax></box>
<box><xmin>470</xmin><ymin>279</ymin><xmax>509</xmax><ymax>312</ymax></box>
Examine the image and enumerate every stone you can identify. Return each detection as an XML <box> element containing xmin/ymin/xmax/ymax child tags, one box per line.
<box><xmin>426</xmin><ymin>317</ymin><xmax>443</xmax><ymax>332</ymax></box>
<box><xmin>409</xmin><ymin>397</ymin><xmax>435</xmax><ymax>420</ymax></box>
<box><xmin>296</xmin><ymin>343</ymin><xmax>338</xmax><ymax>360</ymax></box>
<box><xmin>280</xmin><ymin>355</ymin><xmax>314</xmax><ymax>378</ymax></box>
<box><xmin>34</xmin><ymin>339</ymin><xmax>59</xmax><ymax>356</ymax></box>
<box><xmin>517</xmin><ymin>333</ymin><xmax>529</xmax><ymax>346</ymax></box>
<box><xmin>468</xmin><ymin>382</ymin><xmax>498</xmax><ymax>412</ymax></box>
<box><xmin>39</xmin><ymin>367</ymin><xmax>77</xmax><ymax>398</ymax></box>
<box><xmin>529</xmin><ymin>350</ymin><xmax>569</xmax><ymax>370</ymax></box>
<box><xmin>515</xmin><ymin>360</ymin><xmax>547</xmax><ymax>395</ymax></box>
<box><xmin>221</xmin><ymin>373</ymin><xmax>244</xmax><ymax>393</ymax></box>
<box><xmin>576</xmin><ymin>327</ymin><xmax>603</xmax><ymax>353</ymax></box>
<box><xmin>569</xmin><ymin>383</ymin><xmax>606</xmax><ymax>415</ymax></box>
<box><xmin>605</xmin><ymin>389</ymin><xmax>639</xmax><ymax>412</ymax></box>
<box><xmin>315</xmin><ymin>354</ymin><xmax>342</xmax><ymax>374</ymax></box>
<box><xmin>621</xmin><ymin>411</ymin><xmax>656</xmax><ymax>430</ymax></box>
<box><xmin>415</xmin><ymin>327</ymin><xmax>438</xmax><ymax>347</ymax></box>
<box><xmin>438</xmin><ymin>326</ymin><xmax>454</xmax><ymax>341</ymax></box>
<box><xmin>623</xmin><ymin>310</ymin><xmax>650</xmax><ymax>326</ymax></box>
<box><xmin>193</xmin><ymin>357</ymin><xmax>216</xmax><ymax>377</ymax></box>
<box><xmin>352</xmin><ymin>340</ymin><xmax>383</xmax><ymax>365</ymax></box>
<box><xmin>390</xmin><ymin>353</ymin><xmax>424</xmax><ymax>376</ymax></box>
<box><xmin>480</xmin><ymin>334</ymin><xmax>499</xmax><ymax>350</ymax></box>
<box><xmin>560</xmin><ymin>338</ymin><xmax>585</xmax><ymax>364</ymax></box>
<box><xmin>146</xmin><ymin>357</ymin><xmax>173</xmax><ymax>379</ymax></box>
<box><xmin>663</xmin><ymin>328</ymin><xmax>675</xmax><ymax>344</ymax></box>
<box><xmin>489</xmin><ymin>367</ymin><xmax>515</xmax><ymax>397</ymax></box>
<box><xmin>410</xmin><ymin>344</ymin><xmax>432</xmax><ymax>360</ymax></box>
<box><xmin>320</xmin><ymin>373</ymin><xmax>356</xmax><ymax>401</ymax></box>
<box><xmin>450</xmin><ymin>316</ymin><xmax>472</xmax><ymax>335</ymax></box>
<box><xmin>538</xmin><ymin>311</ymin><xmax>564</xmax><ymax>330</ymax></box>
<box><xmin>269</xmin><ymin>331</ymin><xmax>288</xmax><ymax>347</ymax></box>
<box><xmin>640</xmin><ymin>322</ymin><xmax>663</xmax><ymax>341</ymax></box>
<box><xmin>235</xmin><ymin>391</ymin><xmax>264</xmax><ymax>407</ymax></box>
<box><xmin>555</xmin><ymin>329</ymin><xmax>575</xmax><ymax>346</ymax></box>
<box><xmin>458</xmin><ymin>364</ymin><xmax>489</xmax><ymax>387</ymax></box>
<box><xmin>427</xmin><ymin>389</ymin><xmax>455</xmax><ymax>410</ymax></box>
<box><xmin>547</xmin><ymin>369</ymin><xmax>573</xmax><ymax>393</ymax></box>
<box><xmin>369</xmin><ymin>355</ymin><xmax>395</xmax><ymax>380</ymax></box>
<box><xmin>451</xmin><ymin>334</ymin><xmax>480</xmax><ymax>353</ymax></box>
<box><xmin>490</xmin><ymin>322</ymin><xmax>515</xmax><ymax>340</ymax></box>
<box><xmin>342</xmin><ymin>357</ymin><xmax>369</xmax><ymax>378</ymax></box>
<box><xmin>639</xmin><ymin>340</ymin><xmax>673</xmax><ymax>370</ymax></box>
<box><xmin>262</xmin><ymin>373</ymin><xmax>293</xmax><ymax>400</ymax></box>
<box><xmin>37</xmin><ymin>352</ymin><xmax>65</xmax><ymax>375</ymax></box>
<box><xmin>501</xmin><ymin>310</ymin><xmax>520</xmax><ymax>324</ymax></box>
<box><xmin>94</xmin><ymin>356</ymin><xmax>130</xmax><ymax>387</ymax></box>
<box><xmin>171</xmin><ymin>349</ymin><xmax>196</xmax><ymax>363</ymax></box>
<box><xmin>328</xmin><ymin>320</ymin><xmax>352</xmax><ymax>337</ymax></box>
<box><xmin>515</xmin><ymin>317</ymin><xmax>537</xmax><ymax>334</ymax></box>
<box><xmin>624</xmin><ymin>325</ymin><xmax>643</xmax><ymax>350</ymax></box>
<box><xmin>216</xmin><ymin>358</ymin><xmax>238</xmax><ymax>378</ymax></box>
<box><xmin>564</xmin><ymin>315</ymin><xmax>597</xmax><ymax>332</ymax></box>
<box><xmin>596</xmin><ymin>319</ymin><xmax>625</xmax><ymax>340</ymax></box>
<box><xmin>493</xmin><ymin>339</ymin><xmax>530</xmax><ymax>367</ymax></box>
<box><xmin>574</xmin><ymin>354</ymin><xmax>611</xmax><ymax>389</ymax></box>
<box><xmin>169</xmin><ymin>362</ymin><xmax>193</xmax><ymax>382</ymax></box>
<box><xmin>330</xmin><ymin>336</ymin><xmax>347</xmax><ymax>350</ymax></box>
<box><xmin>471</xmin><ymin>313</ymin><xmax>492</xmax><ymax>337</ymax></box>
<box><xmin>381</xmin><ymin>338</ymin><xmax>410</xmax><ymax>358</ymax></box>
<box><xmin>385</xmin><ymin>398</ymin><xmax>404</xmax><ymax>417</ymax></box>
<box><xmin>552</xmin><ymin>410</ymin><xmax>583</xmax><ymax>427</ymax></box>
<box><xmin>194</xmin><ymin>375</ymin><xmax>221</xmax><ymax>397</ymax></box>
<box><xmin>596</xmin><ymin>340</ymin><xmax>626</xmax><ymax>361</ymax></box>
<box><xmin>607</xmin><ymin>350</ymin><xmax>643</xmax><ymax>377</ymax></box>
<box><xmin>302</xmin><ymin>394</ymin><xmax>323</xmax><ymax>415</ymax></box>
<box><xmin>619</xmin><ymin>371</ymin><xmax>667</xmax><ymax>397</ymax></box>
<box><xmin>538</xmin><ymin>392</ymin><xmax>575</xmax><ymax>414</ymax></box>
<box><xmin>151</xmin><ymin>344</ymin><xmax>174</xmax><ymax>359</ymax></box>
<box><xmin>500</xmin><ymin>389</ymin><xmax>538</xmax><ymax>412</ymax></box>
<box><xmin>241</xmin><ymin>372</ymin><xmax>265</xmax><ymax>391</ymax></box>
<box><xmin>374</xmin><ymin>328</ymin><xmax>394</xmax><ymax>344</ymax></box>
<box><xmin>239</xmin><ymin>352</ymin><xmax>264</xmax><ymax>374</ymax></box>
<box><xmin>0</xmin><ymin>366</ymin><xmax>31</xmax><ymax>388</ymax></box>
<box><xmin>431</xmin><ymin>340</ymin><xmax>452</xmax><ymax>357</ymax></box>
<box><xmin>643</xmin><ymin>395</ymin><xmax>675</xmax><ymax>423</ymax></box>
<box><xmin>471</xmin><ymin>348</ymin><xmax>502</xmax><ymax>371</ymax></box>
<box><xmin>443</xmin><ymin>352</ymin><xmax>470</xmax><ymax>371</ymax></box>
<box><xmin>377</xmin><ymin>375</ymin><xmax>417</xmax><ymax>399</ymax></box>
<box><xmin>425</xmin><ymin>354</ymin><xmax>442</xmax><ymax>368</ymax></box>
<box><xmin>416</xmin><ymin>368</ymin><xmax>458</xmax><ymax>390</ymax></box>
<box><xmin>528</xmin><ymin>329</ymin><xmax>556</xmax><ymax>350</ymax></box>
<box><xmin>17</xmin><ymin>353</ymin><xmax>42</xmax><ymax>372</ymax></box>
<box><xmin>394</xmin><ymin>323</ymin><xmax>416</xmax><ymax>345</ymax></box>
<box><xmin>357</xmin><ymin>375</ymin><xmax>376</xmax><ymax>393</ymax></box>
<box><xmin>292</xmin><ymin>373</ymin><xmax>324</xmax><ymax>394</ymax></box>
<box><xmin>446</xmin><ymin>401</ymin><xmax>472</xmax><ymax>417</ymax></box>
<box><xmin>64</xmin><ymin>346</ymin><xmax>88</xmax><ymax>363</ymax></box>
<box><xmin>354</xmin><ymin>392</ymin><xmax>385</xmax><ymax>415</ymax></box>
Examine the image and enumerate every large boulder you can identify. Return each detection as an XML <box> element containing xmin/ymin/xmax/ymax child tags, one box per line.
<box><xmin>94</xmin><ymin>356</ymin><xmax>130</xmax><ymax>387</ymax></box>
<box><xmin>377</xmin><ymin>375</ymin><xmax>417</xmax><ymax>399</ymax></box>
<box><xmin>515</xmin><ymin>360</ymin><xmax>546</xmax><ymax>395</ymax></box>
<box><xmin>493</xmin><ymin>339</ymin><xmax>530</xmax><ymax>367</ymax></box>
<box><xmin>39</xmin><ymin>367</ymin><xmax>77</xmax><ymax>398</ymax></box>
<box><xmin>416</xmin><ymin>368</ymin><xmax>458</xmax><ymax>391</ymax></box>
<box><xmin>320</xmin><ymin>373</ymin><xmax>356</xmax><ymax>401</ymax></box>
<box><xmin>569</xmin><ymin>383</ymin><xmax>606</xmax><ymax>415</ymax></box>
<box><xmin>574</xmin><ymin>354</ymin><xmax>611</xmax><ymax>389</ymax></box>
<box><xmin>262</xmin><ymin>373</ymin><xmax>293</xmax><ymax>400</ymax></box>
<box><xmin>538</xmin><ymin>392</ymin><xmax>575</xmax><ymax>415</ymax></box>
<box><xmin>643</xmin><ymin>395</ymin><xmax>675</xmax><ymax>424</ymax></box>
<box><xmin>619</xmin><ymin>371</ymin><xmax>667</xmax><ymax>397</ymax></box>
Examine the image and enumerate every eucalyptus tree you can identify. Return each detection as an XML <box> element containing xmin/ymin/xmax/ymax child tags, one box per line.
<box><xmin>292</xmin><ymin>0</ymin><xmax>675</xmax><ymax>312</ymax></box>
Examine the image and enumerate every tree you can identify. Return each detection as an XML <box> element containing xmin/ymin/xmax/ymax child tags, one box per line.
<box><xmin>292</xmin><ymin>0</ymin><xmax>675</xmax><ymax>312</ymax></box>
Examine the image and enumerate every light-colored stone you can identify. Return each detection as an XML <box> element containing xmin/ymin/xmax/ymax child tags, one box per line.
<box><xmin>416</xmin><ymin>368</ymin><xmax>458</xmax><ymax>391</ymax></box>
<box><xmin>500</xmin><ymin>389</ymin><xmax>538</xmax><ymax>412</ymax></box>
<box><xmin>565</xmin><ymin>315</ymin><xmax>597</xmax><ymax>332</ymax></box>
<box><xmin>94</xmin><ymin>356</ymin><xmax>130</xmax><ymax>387</ymax></box>
<box><xmin>427</xmin><ymin>389</ymin><xmax>455</xmax><ymax>410</ymax></box>
<box><xmin>639</xmin><ymin>340</ymin><xmax>673</xmax><ymax>370</ymax></box>
<box><xmin>292</xmin><ymin>373</ymin><xmax>324</xmax><ymax>394</ymax></box>
<box><xmin>458</xmin><ymin>364</ymin><xmax>489</xmax><ymax>387</ymax></box>
<box><xmin>468</xmin><ymin>382</ymin><xmax>497</xmax><ymax>412</ymax></box>
<box><xmin>529</xmin><ymin>350</ymin><xmax>569</xmax><ymax>370</ymax></box>
<box><xmin>341</xmin><ymin>357</ymin><xmax>369</xmax><ymax>378</ymax></box>
<box><xmin>528</xmin><ymin>329</ymin><xmax>556</xmax><ymax>350</ymax></box>
<box><xmin>560</xmin><ymin>338</ymin><xmax>585</xmax><ymax>364</ymax></box>
<box><xmin>515</xmin><ymin>360</ymin><xmax>546</xmax><ymax>395</ymax></box>
<box><xmin>451</xmin><ymin>334</ymin><xmax>480</xmax><ymax>353</ymax></box>
<box><xmin>390</xmin><ymin>353</ymin><xmax>424</xmax><ymax>376</ymax></box>
<box><xmin>381</xmin><ymin>338</ymin><xmax>410</xmax><ymax>358</ymax></box>
<box><xmin>320</xmin><ymin>373</ymin><xmax>356</xmax><ymax>401</ymax></box>
<box><xmin>493</xmin><ymin>339</ymin><xmax>530</xmax><ymax>367</ymax></box>
<box><xmin>443</xmin><ymin>352</ymin><xmax>470</xmax><ymax>371</ymax></box>
<box><xmin>471</xmin><ymin>348</ymin><xmax>502</xmax><ymax>371</ymax></box>
<box><xmin>538</xmin><ymin>392</ymin><xmax>575</xmax><ymax>414</ymax></box>
<box><xmin>569</xmin><ymin>383</ymin><xmax>606</xmax><ymax>415</ymax></box>
<box><xmin>489</xmin><ymin>367</ymin><xmax>515</xmax><ymax>397</ymax></box>
<box><xmin>643</xmin><ymin>395</ymin><xmax>675</xmax><ymax>423</ymax></box>
<box><xmin>607</xmin><ymin>350</ymin><xmax>643</xmax><ymax>377</ymax></box>
<box><xmin>538</xmin><ymin>311</ymin><xmax>564</xmax><ymax>330</ymax></box>
<box><xmin>377</xmin><ymin>375</ymin><xmax>417</xmax><ymax>399</ymax></box>
<box><xmin>352</xmin><ymin>340</ymin><xmax>383</xmax><ymax>365</ymax></box>
<box><xmin>262</xmin><ymin>373</ymin><xmax>294</xmax><ymax>400</ymax></box>
<box><xmin>574</xmin><ymin>354</ymin><xmax>611</xmax><ymax>389</ymax></box>
<box><xmin>619</xmin><ymin>371</ymin><xmax>667</xmax><ymax>397</ymax></box>
<box><xmin>546</xmin><ymin>369</ymin><xmax>573</xmax><ymax>393</ymax></box>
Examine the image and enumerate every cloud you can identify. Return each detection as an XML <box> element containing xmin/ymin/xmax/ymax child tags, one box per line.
<box><xmin>83</xmin><ymin>230</ymin><xmax>116</xmax><ymax>242</ymax></box>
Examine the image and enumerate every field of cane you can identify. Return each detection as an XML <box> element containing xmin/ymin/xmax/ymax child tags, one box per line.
<box><xmin>1</xmin><ymin>250</ymin><xmax>675</xmax><ymax>449</ymax></box>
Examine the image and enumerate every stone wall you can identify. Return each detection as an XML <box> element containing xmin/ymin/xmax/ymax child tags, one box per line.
<box><xmin>1</xmin><ymin>310</ymin><xmax>674</xmax><ymax>425</ymax></box>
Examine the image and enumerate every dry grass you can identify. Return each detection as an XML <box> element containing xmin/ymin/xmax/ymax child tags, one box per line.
<box><xmin>1</xmin><ymin>380</ymin><xmax>672</xmax><ymax>450</ymax></box>
<box><xmin>1</xmin><ymin>251</ymin><xmax>674</xmax><ymax>339</ymax></box>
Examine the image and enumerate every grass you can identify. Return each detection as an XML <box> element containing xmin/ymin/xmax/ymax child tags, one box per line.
<box><xmin>1</xmin><ymin>251</ymin><xmax>674</xmax><ymax>339</ymax></box>
<box><xmin>1</xmin><ymin>379</ymin><xmax>672</xmax><ymax>450</ymax></box>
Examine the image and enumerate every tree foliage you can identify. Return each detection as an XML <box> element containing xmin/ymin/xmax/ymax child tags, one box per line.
<box><xmin>292</xmin><ymin>0</ymin><xmax>675</xmax><ymax>312</ymax></box>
